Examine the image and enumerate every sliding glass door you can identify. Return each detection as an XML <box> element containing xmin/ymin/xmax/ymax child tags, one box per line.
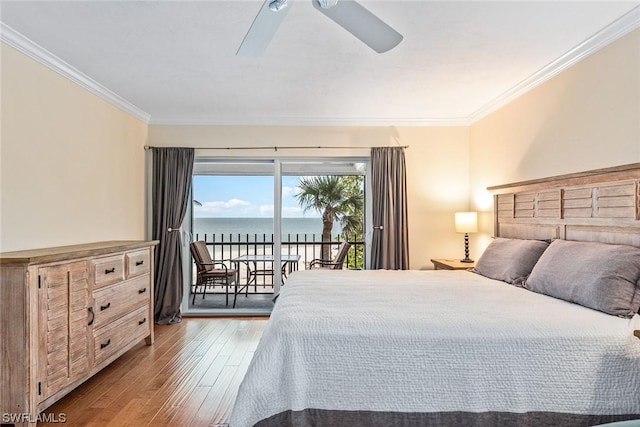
<box><xmin>183</xmin><ymin>157</ymin><xmax>368</xmax><ymax>315</ymax></box>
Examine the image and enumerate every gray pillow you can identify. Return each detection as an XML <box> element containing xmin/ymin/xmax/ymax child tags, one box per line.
<box><xmin>471</xmin><ymin>238</ymin><xmax>549</xmax><ymax>286</ymax></box>
<box><xmin>524</xmin><ymin>239</ymin><xmax>640</xmax><ymax>318</ymax></box>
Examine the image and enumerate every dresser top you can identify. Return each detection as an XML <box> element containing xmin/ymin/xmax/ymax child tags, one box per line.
<box><xmin>0</xmin><ymin>240</ymin><xmax>159</xmax><ymax>264</ymax></box>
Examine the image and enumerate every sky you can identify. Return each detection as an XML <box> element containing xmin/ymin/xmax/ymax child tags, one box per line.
<box><xmin>193</xmin><ymin>175</ymin><xmax>316</xmax><ymax>218</ymax></box>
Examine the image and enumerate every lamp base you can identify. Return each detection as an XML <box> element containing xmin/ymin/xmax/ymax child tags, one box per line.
<box><xmin>461</xmin><ymin>233</ymin><xmax>473</xmax><ymax>263</ymax></box>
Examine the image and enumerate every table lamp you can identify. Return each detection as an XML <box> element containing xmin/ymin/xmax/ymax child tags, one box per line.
<box><xmin>455</xmin><ymin>212</ymin><xmax>478</xmax><ymax>263</ymax></box>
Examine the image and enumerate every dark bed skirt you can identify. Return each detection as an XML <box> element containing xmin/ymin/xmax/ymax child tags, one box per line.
<box><xmin>254</xmin><ymin>409</ymin><xmax>640</xmax><ymax>427</ymax></box>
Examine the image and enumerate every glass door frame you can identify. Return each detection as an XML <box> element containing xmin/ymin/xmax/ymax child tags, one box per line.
<box><xmin>181</xmin><ymin>156</ymin><xmax>370</xmax><ymax>316</ymax></box>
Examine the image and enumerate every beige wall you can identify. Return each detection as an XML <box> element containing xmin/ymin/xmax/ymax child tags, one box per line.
<box><xmin>399</xmin><ymin>127</ymin><xmax>471</xmax><ymax>268</ymax></box>
<box><xmin>469</xmin><ymin>28</ymin><xmax>640</xmax><ymax>253</ymax></box>
<box><xmin>150</xmin><ymin>125</ymin><xmax>390</xmax><ymax>154</ymax></box>
<box><xmin>149</xmin><ymin>125</ymin><xmax>471</xmax><ymax>269</ymax></box>
<box><xmin>1</xmin><ymin>43</ymin><xmax>148</xmax><ymax>252</ymax></box>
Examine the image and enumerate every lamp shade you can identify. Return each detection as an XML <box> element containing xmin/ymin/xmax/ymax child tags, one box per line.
<box><xmin>455</xmin><ymin>212</ymin><xmax>478</xmax><ymax>233</ymax></box>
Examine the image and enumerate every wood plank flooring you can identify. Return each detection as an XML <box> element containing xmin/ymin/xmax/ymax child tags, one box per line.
<box><xmin>38</xmin><ymin>317</ymin><xmax>268</xmax><ymax>427</ymax></box>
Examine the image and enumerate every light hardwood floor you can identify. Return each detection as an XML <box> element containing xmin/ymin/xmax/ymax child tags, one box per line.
<box><xmin>38</xmin><ymin>317</ymin><xmax>269</xmax><ymax>427</ymax></box>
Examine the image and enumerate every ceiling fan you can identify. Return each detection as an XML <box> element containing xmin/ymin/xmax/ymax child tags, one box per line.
<box><xmin>237</xmin><ymin>0</ymin><xmax>403</xmax><ymax>56</ymax></box>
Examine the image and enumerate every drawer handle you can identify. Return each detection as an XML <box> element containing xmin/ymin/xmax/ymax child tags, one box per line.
<box><xmin>105</xmin><ymin>267</ymin><xmax>116</xmax><ymax>275</ymax></box>
<box><xmin>138</xmin><ymin>288</ymin><xmax>147</xmax><ymax>294</ymax></box>
<box><xmin>100</xmin><ymin>339</ymin><xmax>111</xmax><ymax>349</ymax></box>
<box><xmin>135</xmin><ymin>260</ymin><xmax>144</xmax><ymax>266</ymax></box>
<box><xmin>138</xmin><ymin>318</ymin><xmax>147</xmax><ymax>325</ymax></box>
<box><xmin>88</xmin><ymin>307</ymin><xmax>95</xmax><ymax>325</ymax></box>
<box><xmin>100</xmin><ymin>302</ymin><xmax>111</xmax><ymax>311</ymax></box>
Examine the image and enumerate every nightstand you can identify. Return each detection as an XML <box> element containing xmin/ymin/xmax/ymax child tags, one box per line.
<box><xmin>430</xmin><ymin>258</ymin><xmax>476</xmax><ymax>270</ymax></box>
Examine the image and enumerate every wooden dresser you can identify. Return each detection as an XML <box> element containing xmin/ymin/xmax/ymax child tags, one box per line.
<box><xmin>0</xmin><ymin>240</ymin><xmax>158</xmax><ymax>426</ymax></box>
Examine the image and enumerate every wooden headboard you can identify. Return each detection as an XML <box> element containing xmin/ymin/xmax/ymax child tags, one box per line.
<box><xmin>487</xmin><ymin>163</ymin><xmax>640</xmax><ymax>248</ymax></box>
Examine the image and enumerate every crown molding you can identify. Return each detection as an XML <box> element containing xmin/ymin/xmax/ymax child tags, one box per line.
<box><xmin>468</xmin><ymin>5</ymin><xmax>640</xmax><ymax>124</ymax></box>
<box><xmin>1</xmin><ymin>22</ymin><xmax>151</xmax><ymax>123</ymax></box>
<box><xmin>148</xmin><ymin>115</ymin><xmax>472</xmax><ymax>127</ymax></box>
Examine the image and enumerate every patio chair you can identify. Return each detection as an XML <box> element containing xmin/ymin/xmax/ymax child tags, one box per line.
<box><xmin>309</xmin><ymin>242</ymin><xmax>351</xmax><ymax>270</ymax></box>
<box><xmin>190</xmin><ymin>241</ymin><xmax>242</xmax><ymax>307</ymax></box>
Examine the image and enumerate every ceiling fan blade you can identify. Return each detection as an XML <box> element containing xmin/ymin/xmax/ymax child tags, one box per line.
<box><xmin>312</xmin><ymin>0</ymin><xmax>402</xmax><ymax>53</ymax></box>
<box><xmin>237</xmin><ymin>0</ymin><xmax>292</xmax><ymax>57</ymax></box>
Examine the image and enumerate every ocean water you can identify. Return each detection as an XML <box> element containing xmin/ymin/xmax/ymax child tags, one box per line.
<box><xmin>193</xmin><ymin>217</ymin><xmax>342</xmax><ymax>241</ymax></box>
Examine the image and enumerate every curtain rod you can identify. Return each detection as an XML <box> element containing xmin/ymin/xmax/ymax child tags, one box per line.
<box><xmin>143</xmin><ymin>145</ymin><xmax>408</xmax><ymax>151</ymax></box>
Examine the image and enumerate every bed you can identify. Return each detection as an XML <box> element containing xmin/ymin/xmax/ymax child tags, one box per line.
<box><xmin>230</xmin><ymin>163</ymin><xmax>640</xmax><ymax>427</ymax></box>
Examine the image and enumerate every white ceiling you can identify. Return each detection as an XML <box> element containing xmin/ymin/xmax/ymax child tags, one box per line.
<box><xmin>1</xmin><ymin>1</ymin><xmax>639</xmax><ymax>125</ymax></box>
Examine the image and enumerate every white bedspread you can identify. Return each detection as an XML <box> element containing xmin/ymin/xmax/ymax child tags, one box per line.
<box><xmin>230</xmin><ymin>269</ymin><xmax>640</xmax><ymax>427</ymax></box>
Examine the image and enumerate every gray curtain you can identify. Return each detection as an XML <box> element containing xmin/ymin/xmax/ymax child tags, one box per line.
<box><xmin>152</xmin><ymin>147</ymin><xmax>194</xmax><ymax>325</ymax></box>
<box><xmin>370</xmin><ymin>147</ymin><xmax>409</xmax><ymax>270</ymax></box>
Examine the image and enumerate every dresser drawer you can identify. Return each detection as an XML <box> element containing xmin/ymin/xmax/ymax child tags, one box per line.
<box><xmin>93</xmin><ymin>255</ymin><xmax>125</xmax><ymax>289</ymax></box>
<box><xmin>93</xmin><ymin>305</ymin><xmax>149</xmax><ymax>366</ymax></box>
<box><xmin>126</xmin><ymin>249</ymin><xmax>150</xmax><ymax>278</ymax></box>
<box><xmin>92</xmin><ymin>275</ymin><xmax>150</xmax><ymax>328</ymax></box>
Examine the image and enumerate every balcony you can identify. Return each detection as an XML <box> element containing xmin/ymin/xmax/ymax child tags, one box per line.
<box><xmin>189</xmin><ymin>233</ymin><xmax>364</xmax><ymax>310</ymax></box>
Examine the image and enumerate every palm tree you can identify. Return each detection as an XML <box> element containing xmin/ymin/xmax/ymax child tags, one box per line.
<box><xmin>295</xmin><ymin>176</ymin><xmax>364</xmax><ymax>261</ymax></box>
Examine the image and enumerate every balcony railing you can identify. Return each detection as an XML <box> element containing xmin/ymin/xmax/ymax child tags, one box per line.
<box><xmin>193</xmin><ymin>233</ymin><xmax>364</xmax><ymax>293</ymax></box>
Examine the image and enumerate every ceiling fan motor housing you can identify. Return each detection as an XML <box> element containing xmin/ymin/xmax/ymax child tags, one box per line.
<box><xmin>317</xmin><ymin>0</ymin><xmax>339</xmax><ymax>8</ymax></box>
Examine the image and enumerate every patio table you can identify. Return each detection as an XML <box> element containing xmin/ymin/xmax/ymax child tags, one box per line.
<box><xmin>231</xmin><ymin>254</ymin><xmax>301</xmax><ymax>292</ymax></box>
